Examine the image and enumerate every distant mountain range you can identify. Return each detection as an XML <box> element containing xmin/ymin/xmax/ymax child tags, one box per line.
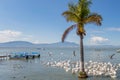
<box><xmin>0</xmin><ymin>41</ymin><xmax>79</xmax><ymax>47</ymax></box>
<box><xmin>0</xmin><ymin>41</ymin><xmax>119</xmax><ymax>48</ymax></box>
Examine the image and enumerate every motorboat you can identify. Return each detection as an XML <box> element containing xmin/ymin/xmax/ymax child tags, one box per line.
<box><xmin>9</xmin><ymin>52</ymin><xmax>40</xmax><ymax>59</ymax></box>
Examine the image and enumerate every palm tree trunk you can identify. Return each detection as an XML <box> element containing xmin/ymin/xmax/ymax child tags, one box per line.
<box><xmin>80</xmin><ymin>34</ymin><xmax>85</xmax><ymax>72</ymax></box>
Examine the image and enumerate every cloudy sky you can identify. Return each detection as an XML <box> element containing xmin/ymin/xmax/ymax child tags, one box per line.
<box><xmin>0</xmin><ymin>0</ymin><xmax>120</xmax><ymax>45</ymax></box>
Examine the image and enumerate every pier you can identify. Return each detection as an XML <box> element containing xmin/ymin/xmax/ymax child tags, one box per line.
<box><xmin>0</xmin><ymin>55</ymin><xmax>9</xmax><ymax>60</ymax></box>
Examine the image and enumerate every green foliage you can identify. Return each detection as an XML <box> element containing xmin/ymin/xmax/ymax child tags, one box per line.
<box><xmin>62</xmin><ymin>0</ymin><xmax>102</xmax><ymax>41</ymax></box>
<box><xmin>62</xmin><ymin>1</ymin><xmax>102</xmax><ymax>77</ymax></box>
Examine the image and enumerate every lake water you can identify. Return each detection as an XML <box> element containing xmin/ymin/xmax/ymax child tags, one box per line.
<box><xmin>0</xmin><ymin>46</ymin><xmax>120</xmax><ymax>80</ymax></box>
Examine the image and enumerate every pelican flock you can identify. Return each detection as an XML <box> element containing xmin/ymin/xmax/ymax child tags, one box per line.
<box><xmin>44</xmin><ymin>60</ymin><xmax>120</xmax><ymax>78</ymax></box>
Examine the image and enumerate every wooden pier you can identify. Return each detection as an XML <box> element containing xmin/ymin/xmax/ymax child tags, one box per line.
<box><xmin>0</xmin><ymin>55</ymin><xmax>9</xmax><ymax>60</ymax></box>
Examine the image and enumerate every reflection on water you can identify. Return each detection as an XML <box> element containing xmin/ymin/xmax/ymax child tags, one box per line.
<box><xmin>0</xmin><ymin>47</ymin><xmax>120</xmax><ymax>80</ymax></box>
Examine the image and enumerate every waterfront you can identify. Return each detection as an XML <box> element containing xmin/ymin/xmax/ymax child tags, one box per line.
<box><xmin>0</xmin><ymin>46</ymin><xmax>120</xmax><ymax>80</ymax></box>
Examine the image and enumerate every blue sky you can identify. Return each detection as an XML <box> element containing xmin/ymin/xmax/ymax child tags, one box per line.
<box><xmin>0</xmin><ymin>0</ymin><xmax>120</xmax><ymax>45</ymax></box>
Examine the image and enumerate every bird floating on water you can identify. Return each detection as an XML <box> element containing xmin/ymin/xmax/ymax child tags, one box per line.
<box><xmin>44</xmin><ymin>60</ymin><xmax>119</xmax><ymax>78</ymax></box>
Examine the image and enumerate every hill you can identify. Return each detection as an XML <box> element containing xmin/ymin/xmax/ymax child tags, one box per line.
<box><xmin>0</xmin><ymin>41</ymin><xmax>79</xmax><ymax>47</ymax></box>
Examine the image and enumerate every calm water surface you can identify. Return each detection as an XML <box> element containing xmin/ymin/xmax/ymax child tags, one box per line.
<box><xmin>0</xmin><ymin>47</ymin><xmax>120</xmax><ymax>80</ymax></box>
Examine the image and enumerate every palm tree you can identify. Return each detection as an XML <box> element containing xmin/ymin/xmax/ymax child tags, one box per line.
<box><xmin>62</xmin><ymin>0</ymin><xmax>102</xmax><ymax>78</ymax></box>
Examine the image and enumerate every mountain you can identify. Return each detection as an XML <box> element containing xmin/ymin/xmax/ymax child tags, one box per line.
<box><xmin>0</xmin><ymin>41</ymin><xmax>119</xmax><ymax>48</ymax></box>
<box><xmin>0</xmin><ymin>41</ymin><xmax>79</xmax><ymax>47</ymax></box>
<box><xmin>35</xmin><ymin>41</ymin><xmax>79</xmax><ymax>47</ymax></box>
<box><xmin>49</xmin><ymin>41</ymin><xmax>79</xmax><ymax>47</ymax></box>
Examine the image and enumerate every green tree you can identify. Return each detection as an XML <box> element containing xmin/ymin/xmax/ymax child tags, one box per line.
<box><xmin>62</xmin><ymin>0</ymin><xmax>102</xmax><ymax>78</ymax></box>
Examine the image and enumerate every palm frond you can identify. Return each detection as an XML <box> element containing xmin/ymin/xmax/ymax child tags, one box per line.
<box><xmin>68</xmin><ymin>2</ymin><xmax>77</xmax><ymax>13</ymax></box>
<box><xmin>62</xmin><ymin>24</ymin><xmax>77</xmax><ymax>42</ymax></box>
<box><xmin>78</xmin><ymin>0</ymin><xmax>92</xmax><ymax>18</ymax></box>
<box><xmin>62</xmin><ymin>11</ymin><xmax>79</xmax><ymax>23</ymax></box>
<box><xmin>84</xmin><ymin>13</ymin><xmax>102</xmax><ymax>26</ymax></box>
<box><xmin>78</xmin><ymin>0</ymin><xmax>92</xmax><ymax>7</ymax></box>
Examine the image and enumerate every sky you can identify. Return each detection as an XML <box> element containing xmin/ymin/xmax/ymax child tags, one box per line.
<box><xmin>0</xmin><ymin>0</ymin><xmax>120</xmax><ymax>45</ymax></box>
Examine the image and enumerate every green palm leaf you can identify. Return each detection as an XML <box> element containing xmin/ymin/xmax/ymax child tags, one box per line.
<box><xmin>62</xmin><ymin>11</ymin><xmax>79</xmax><ymax>22</ymax></box>
<box><xmin>84</xmin><ymin>13</ymin><xmax>102</xmax><ymax>26</ymax></box>
<box><xmin>61</xmin><ymin>0</ymin><xmax>102</xmax><ymax>78</ymax></box>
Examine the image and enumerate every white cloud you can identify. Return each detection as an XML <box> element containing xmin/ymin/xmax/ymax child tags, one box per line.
<box><xmin>0</xmin><ymin>30</ymin><xmax>43</xmax><ymax>44</ymax></box>
<box><xmin>0</xmin><ymin>30</ymin><xmax>21</xmax><ymax>36</ymax></box>
<box><xmin>90</xmin><ymin>36</ymin><xmax>109</xmax><ymax>45</ymax></box>
<box><xmin>0</xmin><ymin>30</ymin><xmax>22</xmax><ymax>43</ymax></box>
<box><xmin>32</xmin><ymin>40</ymin><xmax>41</xmax><ymax>44</ymax></box>
<box><xmin>107</xmin><ymin>28</ymin><xmax>120</xmax><ymax>31</ymax></box>
<box><xmin>0</xmin><ymin>30</ymin><xmax>46</xmax><ymax>44</ymax></box>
